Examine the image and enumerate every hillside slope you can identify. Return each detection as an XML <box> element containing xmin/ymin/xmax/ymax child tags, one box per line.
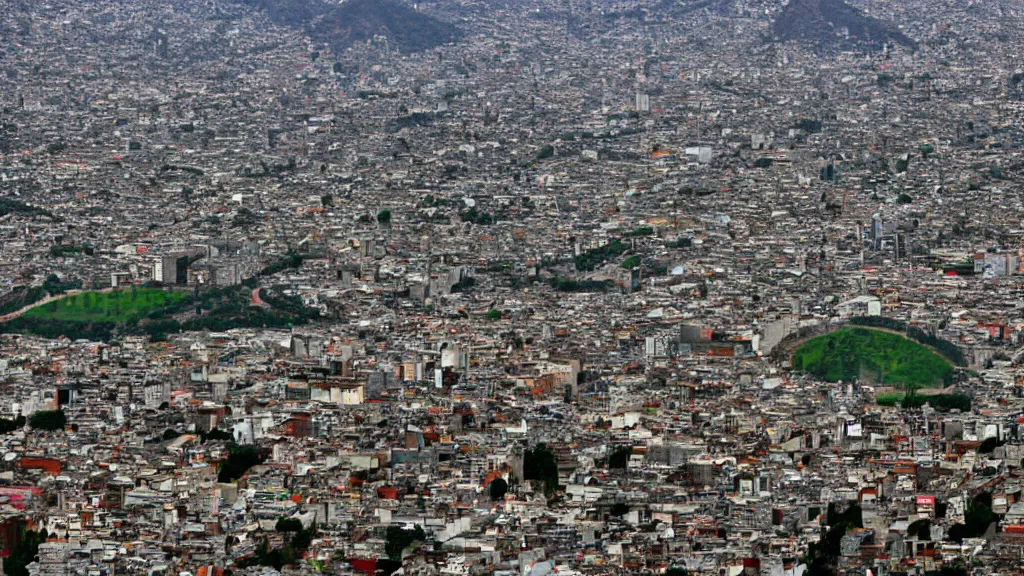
<box><xmin>791</xmin><ymin>327</ymin><xmax>952</xmax><ymax>388</ymax></box>
<box><xmin>773</xmin><ymin>0</ymin><xmax>915</xmax><ymax>49</ymax></box>
<box><xmin>236</xmin><ymin>0</ymin><xmax>462</xmax><ymax>53</ymax></box>
<box><xmin>311</xmin><ymin>0</ymin><xmax>463</xmax><ymax>54</ymax></box>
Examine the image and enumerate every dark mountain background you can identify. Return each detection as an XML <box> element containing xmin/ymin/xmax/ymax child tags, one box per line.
<box><xmin>235</xmin><ymin>0</ymin><xmax>463</xmax><ymax>53</ymax></box>
<box><xmin>772</xmin><ymin>0</ymin><xmax>915</xmax><ymax>49</ymax></box>
<box><xmin>235</xmin><ymin>0</ymin><xmax>326</xmax><ymax>27</ymax></box>
<box><xmin>311</xmin><ymin>0</ymin><xmax>463</xmax><ymax>53</ymax></box>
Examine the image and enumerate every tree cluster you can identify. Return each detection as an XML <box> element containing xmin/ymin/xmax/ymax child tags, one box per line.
<box><xmin>218</xmin><ymin>442</ymin><xmax>267</xmax><ymax>483</ymax></box>
<box><xmin>523</xmin><ymin>443</ymin><xmax>560</xmax><ymax>495</ymax></box>
<box><xmin>948</xmin><ymin>492</ymin><xmax>997</xmax><ymax>542</ymax></box>
<box><xmin>805</xmin><ymin>503</ymin><xmax>863</xmax><ymax>576</ymax></box>
<box><xmin>384</xmin><ymin>525</ymin><xmax>426</xmax><ymax>561</ymax></box>
<box><xmin>237</xmin><ymin>519</ymin><xmax>317</xmax><ymax>570</ymax></box>
<box><xmin>29</xmin><ymin>410</ymin><xmax>66</xmax><ymax>431</ymax></box>
<box><xmin>574</xmin><ymin>240</ymin><xmax>629</xmax><ymax>271</ymax></box>
<box><xmin>3</xmin><ymin>528</ymin><xmax>47</xmax><ymax>576</ymax></box>
<box><xmin>0</xmin><ymin>415</ymin><xmax>25</xmax><ymax>434</ymax></box>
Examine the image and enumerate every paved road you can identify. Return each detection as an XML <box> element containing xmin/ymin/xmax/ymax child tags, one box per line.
<box><xmin>0</xmin><ymin>291</ymin><xmax>76</xmax><ymax>322</ymax></box>
<box><xmin>251</xmin><ymin>287</ymin><xmax>268</xmax><ymax>308</ymax></box>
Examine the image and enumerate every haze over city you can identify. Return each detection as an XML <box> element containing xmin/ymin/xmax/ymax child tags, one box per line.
<box><xmin>0</xmin><ymin>0</ymin><xmax>1023</xmax><ymax>575</ymax></box>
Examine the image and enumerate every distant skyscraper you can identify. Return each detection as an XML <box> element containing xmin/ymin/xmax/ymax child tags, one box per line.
<box><xmin>153</xmin><ymin>29</ymin><xmax>169</xmax><ymax>58</ymax></box>
<box><xmin>871</xmin><ymin>214</ymin><xmax>883</xmax><ymax>251</ymax></box>
<box><xmin>635</xmin><ymin>92</ymin><xmax>650</xmax><ymax>112</ymax></box>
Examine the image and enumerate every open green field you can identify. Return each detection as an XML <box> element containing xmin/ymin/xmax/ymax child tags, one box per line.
<box><xmin>791</xmin><ymin>327</ymin><xmax>953</xmax><ymax>389</ymax></box>
<box><xmin>23</xmin><ymin>288</ymin><xmax>187</xmax><ymax>323</ymax></box>
<box><xmin>2</xmin><ymin>284</ymin><xmax>318</xmax><ymax>342</ymax></box>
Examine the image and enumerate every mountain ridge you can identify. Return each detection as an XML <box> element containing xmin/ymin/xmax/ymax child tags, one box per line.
<box><xmin>772</xmin><ymin>0</ymin><xmax>915</xmax><ymax>50</ymax></box>
<box><xmin>312</xmin><ymin>0</ymin><xmax>463</xmax><ymax>54</ymax></box>
<box><xmin>235</xmin><ymin>0</ymin><xmax>462</xmax><ymax>53</ymax></box>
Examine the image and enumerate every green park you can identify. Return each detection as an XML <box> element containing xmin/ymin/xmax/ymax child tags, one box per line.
<box><xmin>23</xmin><ymin>288</ymin><xmax>186</xmax><ymax>323</ymax></box>
<box><xmin>2</xmin><ymin>280</ymin><xmax>319</xmax><ymax>343</ymax></box>
<box><xmin>791</xmin><ymin>327</ymin><xmax>964</xmax><ymax>409</ymax></box>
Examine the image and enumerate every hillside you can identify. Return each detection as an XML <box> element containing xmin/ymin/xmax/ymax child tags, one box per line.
<box><xmin>235</xmin><ymin>0</ymin><xmax>462</xmax><ymax>54</ymax></box>
<box><xmin>791</xmin><ymin>327</ymin><xmax>953</xmax><ymax>389</ymax></box>
<box><xmin>235</xmin><ymin>0</ymin><xmax>328</xmax><ymax>27</ymax></box>
<box><xmin>310</xmin><ymin>0</ymin><xmax>463</xmax><ymax>54</ymax></box>
<box><xmin>772</xmin><ymin>0</ymin><xmax>915</xmax><ymax>49</ymax></box>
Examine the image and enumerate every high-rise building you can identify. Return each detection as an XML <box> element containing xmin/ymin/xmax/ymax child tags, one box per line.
<box><xmin>871</xmin><ymin>213</ymin><xmax>883</xmax><ymax>251</ymax></box>
<box><xmin>153</xmin><ymin>29</ymin><xmax>169</xmax><ymax>58</ymax></box>
<box><xmin>635</xmin><ymin>92</ymin><xmax>650</xmax><ymax>112</ymax></box>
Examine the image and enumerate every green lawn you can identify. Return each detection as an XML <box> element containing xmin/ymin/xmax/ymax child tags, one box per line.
<box><xmin>23</xmin><ymin>288</ymin><xmax>187</xmax><ymax>323</ymax></box>
<box><xmin>875</xmin><ymin>393</ymin><xmax>904</xmax><ymax>405</ymax></box>
<box><xmin>792</xmin><ymin>327</ymin><xmax>953</xmax><ymax>389</ymax></box>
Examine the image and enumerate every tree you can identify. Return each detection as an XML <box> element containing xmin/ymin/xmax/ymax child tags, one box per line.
<box><xmin>665</xmin><ymin>568</ymin><xmax>688</xmax><ymax>576</ymax></box>
<box><xmin>610</xmin><ymin>502</ymin><xmax>629</xmax><ymax>517</ymax></box>
<box><xmin>488</xmin><ymin>478</ymin><xmax>508</xmax><ymax>501</ymax></box>
<box><xmin>979</xmin><ymin>436</ymin><xmax>1002</xmax><ymax>454</ymax></box>
<box><xmin>946</xmin><ymin>523</ymin><xmax>966</xmax><ymax>543</ymax></box>
<box><xmin>3</xmin><ymin>528</ymin><xmax>47</xmax><ymax>576</ymax></box>
<box><xmin>238</xmin><ymin>521</ymin><xmax>316</xmax><ymax>570</ymax></box>
<box><xmin>275</xmin><ymin>518</ymin><xmax>303</xmax><ymax>533</ymax></box>
<box><xmin>290</xmin><ymin>523</ymin><xmax>315</xmax><ymax>552</ymax></box>
<box><xmin>621</xmin><ymin>255</ymin><xmax>641</xmax><ymax>269</ymax></box>
<box><xmin>523</xmin><ymin>443</ymin><xmax>560</xmax><ymax>495</ymax></box>
<box><xmin>826</xmin><ymin>503</ymin><xmax>863</xmax><ymax>529</ymax></box>
<box><xmin>963</xmin><ymin>494</ymin><xmax>997</xmax><ymax>538</ymax></box>
<box><xmin>807</xmin><ymin>503</ymin><xmax>864</xmax><ymax>575</ymax></box>
<box><xmin>608</xmin><ymin>447</ymin><xmax>632</xmax><ymax>469</ymax></box>
<box><xmin>459</xmin><ymin>206</ymin><xmax>495</xmax><ymax>225</ymax></box>
<box><xmin>29</xmin><ymin>410</ymin><xmax>66</xmax><ymax>431</ymax></box>
<box><xmin>450</xmin><ymin>276</ymin><xmax>476</xmax><ymax>293</ymax></box>
<box><xmin>377</xmin><ymin>209</ymin><xmax>392</xmax><ymax>226</ymax></box>
<box><xmin>0</xmin><ymin>416</ymin><xmax>25</xmax><ymax>434</ymax></box>
<box><xmin>384</xmin><ymin>525</ymin><xmax>425</xmax><ymax>561</ymax></box>
<box><xmin>218</xmin><ymin>442</ymin><xmax>267</xmax><ymax>483</ymax></box>
<box><xmin>201</xmin><ymin>428</ymin><xmax>233</xmax><ymax>443</ymax></box>
<box><xmin>236</xmin><ymin>541</ymin><xmax>286</xmax><ymax>570</ymax></box>
<box><xmin>908</xmin><ymin>518</ymin><xmax>931</xmax><ymax>540</ymax></box>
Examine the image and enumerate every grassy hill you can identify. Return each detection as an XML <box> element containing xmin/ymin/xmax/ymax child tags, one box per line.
<box><xmin>23</xmin><ymin>288</ymin><xmax>186</xmax><ymax>323</ymax></box>
<box><xmin>3</xmin><ymin>285</ymin><xmax>317</xmax><ymax>342</ymax></box>
<box><xmin>792</xmin><ymin>327</ymin><xmax>953</xmax><ymax>389</ymax></box>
